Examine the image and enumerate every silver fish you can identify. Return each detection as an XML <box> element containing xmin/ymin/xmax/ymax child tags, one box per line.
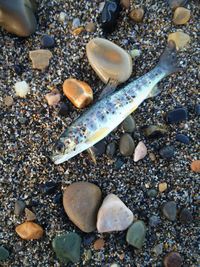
<box><xmin>51</xmin><ymin>41</ymin><xmax>180</xmax><ymax>164</ymax></box>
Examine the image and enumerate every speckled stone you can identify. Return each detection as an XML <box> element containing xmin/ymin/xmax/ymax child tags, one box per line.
<box><xmin>126</xmin><ymin>220</ymin><xmax>146</xmax><ymax>249</ymax></box>
<box><xmin>162</xmin><ymin>201</ymin><xmax>177</xmax><ymax>221</ymax></box>
<box><xmin>179</xmin><ymin>208</ymin><xmax>193</xmax><ymax>224</ymax></box>
<box><xmin>163</xmin><ymin>252</ymin><xmax>183</xmax><ymax>267</ymax></box>
<box><xmin>0</xmin><ymin>246</ymin><xmax>9</xmax><ymax>261</ymax></box>
<box><xmin>4</xmin><ymin>96</ymin><xmax>13</xmax><ymax>107</ymax></box>
<box><xmin>15</xmin><ymin>221</ymin><xmax>44</xmax><ymax>240</ymax></box>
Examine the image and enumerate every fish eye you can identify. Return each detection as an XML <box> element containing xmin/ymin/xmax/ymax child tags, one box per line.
<box><xmin>55</xmin><ymin>141</ymin><xmax>65</xmax><ymax>153</ymax></box>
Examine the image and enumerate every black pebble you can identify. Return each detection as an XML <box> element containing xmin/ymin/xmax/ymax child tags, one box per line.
<box><xmin>40</xmin><ymin>181</ymin><xmax>58</xmax><ymax>195</ymax></box>
<box><xmin>41</xmin><ymin>35</ymin><xmax>55</xmax><ymax>48</ymax></box>
<box><xmin>179</xmin><ymin>208</ymin><xmax>193</xmax><ymax>224</ymax></box>
<box><xmin>13</xmin><ymin>64</ymin><xmax>24</xmax><ymax>75</ymax></box>
<box><xmin>176</xmin><ymin>133</ymin><xmax>190</xmax><ymax>144</ymax></box>
<box><xmin>159</xmin><ymin>145</ymin><xmax>175</xmax><ymax>159</ymax></box>
<box><xmin>195</xmin><ymin>104</ymin><xmax>200</xmax><ymax>116</ymax></box>
<box><xmin>94</xmin><ymin>140</ymin><xmax>106</xmax><ymax>156</ymax></box>
<box><xmin>100</xmin><ymin>0</ymin><xmax>121</xmax><ymax>33</ymax></box>
<box><xmin>114</xmin><ymin>157</ymin><xmax>125</xmax><ymax>170</ymax></box>
<box><xmin>106</xmin><ymin>142</ymin><xmax>116</xmax><ymax>158</ymax></box>
<box><xmin>58</xmin><ymin>103</ymin><xmax>69</xmax><ymax>116</ymax></box>
<box><xmin>166</xmin><ymin>107</ymin><xmax>188</xmax><ymax>124</ymax></box>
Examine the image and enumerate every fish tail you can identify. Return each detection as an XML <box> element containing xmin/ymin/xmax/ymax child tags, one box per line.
<box><xmin>158</xmin><ymin>40</ymin><xmax>181</xmax><ymax>76</ymax></box>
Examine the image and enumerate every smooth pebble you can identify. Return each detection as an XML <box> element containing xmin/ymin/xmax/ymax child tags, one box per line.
<box><xmin>134</xmin><ymin>141</ymin><xmax>147</xmax><ymax>162</ymax></box>
<box><xmin>162</xmin><ymin>201</ymin><xmax>177</xmax><ymax>221</ymax></box>
<box><xmin>126</xmin><ymin>220</ymin><xmax>146</xmax><ymax>249</ymax></box>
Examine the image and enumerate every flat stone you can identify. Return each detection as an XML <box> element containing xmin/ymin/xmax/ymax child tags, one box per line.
<box><xmin>119</xmin><ymin>133</ymin><xmax>135</xmax><ymax>156</ymax></box>
<box><xmin>13</xmin><ymin>64</ymin><xmax>24</xmax><ymax>75</ymax></box>
<box><xmin>121</xmin><ymin>115</ymin><xmax>136</xmax><ymax>133</ymax></box>
<box><xmin>4</xmin><ymin>95</ymin><xmax>13</xmax><ymax>107</ymax></box>
<box><xmin>141</xmin><ymin>125</ymin><xmax>168</xmax><ymax>138</ymax></box>
<box><xmin>72</xmin><ymin>18</ymin><xmax>80</xmax><ymax>29</ymax></box>
<box><xmin>15</xmin><ymin>221</ymin><xmax>44</xmax><ymax>240</ymax></box>
<box><xmin>134</xmin><ymin>141</ymin><xmax>147</xmax><ymax>162</ymax></box>
<box><xmin>86</xmin><ymin>38</ymin><xmax>132</xmax><ymax>84</ymax></box>
<box><xmin>176</xmin><ymin>133</ymin><xmax>190</xmax><ymax>144</ymax></box>
<box><xmin>159</xmin><ymin>182</ymin><xmax>168</xmax><ymax>193</ymax></box>
<box><xmin>190</xmin><ymin>160</ymin><xmax>200</xmax><ymax>173</ymax></box>
<box><xmin>97</xmin><ymin>194</ymin><xmax>133</xmax><ymax>233</ymax></box>
<box><xmin>163</xmin><ymin>252</ymin><xmax>183</xmax><ymax>267</ymax></box>
<box><xmin>106</xmin><ymin>142</ymin><xmax>116</xmax><ymax>158</ymax></box>
<box><xmin>129</xmin><ymin>8</ymin><xmax>144</xmax><ymax>22</ymax></box>
<box><xmin>159</xmin><ymin>146</ymin><xmax>175</xmax><ymax>160</ymax></box>
<box><xmin>14</xmin><ymin>81</ymin><xmax>30</xmax><ymax>98</ymax></box>
<box><xmin>126</xmin><ymin>220</ymin><xmax>146</xmax><ymax>249</ymax></box>
<box><xmin>147</xmin><ymin>189</ymin><xmax>157</xmax><ymax>198</ymax></box>
<box><xmin>153</xmin><ymin>243</ymin><xmax>163</xmax><ymax>256</ymax></box>
<box><xmin>29</xmin><ymin>49</ymin><xmax>53</xmax><ymax>70</ymax></box>
<box><xmin>0</xmin><ymin>246</ymin><xmax>9</xmax><ymax>261</ymax></box>
<box><xmin>58</xmin><ymin>103</ymin><xmax>69</xmax><ymax>116</ymax></box>
<box><xmin>63</xmin><ymin>78</ymin><xmax>93</xmax><ymax>109</ymax></box>
<box><xmin>45</xmin><ymin>90</ymin><xmax>61</xmax><ymax>106</ymax></box>
<box><xmin>52</xmin><ymin>232</ymin><xmax>81</xmax><ymax>264</ymax></box>
<box><xmin>25</xmin><ymin>208</ymin><xmax>36</xmax><ymax>221</ymax></box>
<box><xmin>14</xmin><ymin>200</ymin><xmax>26</xmax><ymax>216</ymax></box>
<box><xmin>166</xmin><ymin>107</ymin><xmax>188</xmax><ymax>124</ymax></box>
<box><xmin>168</xmin><ymin>32</ymin><xmax>190</xmax><ymax>50</ymax></box>
<box><xmin>63</xmin><ymin>182</ymin><xmax>102</xmax><ymax>232</ymax></box>
<box><xmin>94</xmin><ymin>140</ymin><xmax>106</xmax><ymax>156</ymax></box>
<box><xmin>173</xmin><ymin>7</ymin><xmax>191</xmax><ymax>25</ymax></box>
<box><xmin>162</xmin><ymin>201</ymin><xmax>177</xmax><ymax>221</ymax></box>
<box><xmin>179</xmin><ymin>208</ymin><xmax>193</xmax><ymax>224</ymax></box>
<box><xmin>41</xmin><ymin>35</ymin><xmax>55</xmax><ymax>48</ymax></box>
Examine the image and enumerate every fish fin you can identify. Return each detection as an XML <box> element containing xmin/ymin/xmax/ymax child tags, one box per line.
<box><xmin>87</xmin><ymin>147</ymin><xmax>97</xmax><ymax>164</ymax></box>
<box><xmin>87</xmin><ymin>127</ymin><xmax>109</xmax><ymax>143</ymax></box>
<box><xmin>98</xmin><ymin>79</ymin><xmax>118</xmax><ymax>100</ymax></box>
<box><xmin>146</xmin><ymin>85</ymin><xmax>161</xmax><ymax>99</ymax></box>
<box><xmin>158</xmin><ymin>40</ymin><xmax>181</xmax><ymax>75</ymax></box>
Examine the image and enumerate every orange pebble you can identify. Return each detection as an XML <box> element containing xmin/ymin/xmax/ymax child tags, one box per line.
<box><xmin>16</xmin><ymin>221</ymin><xmax>44</xmax><ymax>240</ymax></box>
<box><xmin>63</xmin><ymin>78</ymin><xmax>93</xmax><ymax>109</ymax></box>
<box><xmin>93</xmin><ymin>238</ymin><xmax>105</xmax><ymax>250</ymax></box>
<box><xmin>191</xmin><ymin>160</ymin><xmax>200</xmax><ymax>173</ymax></box>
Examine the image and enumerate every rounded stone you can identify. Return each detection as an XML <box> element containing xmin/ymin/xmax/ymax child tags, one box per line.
<box><xmin>194</xmin><ymin>104</ymin><xmax>200</xmax><ymax>116</ymax></box>
<box><xmin>163</xmin><ymin>252</ymin><xmax>182</xmax><ymax>267</ymax></box>
<box><xmin>4</xmin><ymin>96</ymin><xmax>14</xmax><ymax>107</ymax></box>
<box><xmin>120</xmin><ymin>0</ymin><xmax>130</xmax><ymax>9</ymax></box>
<box><xmin>190</xmin><ymin>160</ymin><xmax>200</xmax><ymax>173</ymax></box>
<box><xmin>121</xmin><ymin>115</ymin><xmax>136</xmax><ymax>133</ymax></box>
<box><xmin>133</xmin><ymin>141</ymin><xmax>147</xmax><ymax>162</ymax></box>
<box><xmin>94</xmin><ymin>140</ymin><xmax>106</xmax><ymax>156</ymax></box>
<box><xmin>159</xmin><ymin>146</ymin><xmax>175</xmax><ymax>159</ymax></box>
<box><xmin>63</xmin><ymin>182</ymin><xmax>102</xmax><ymax>233</ymax></box>
<box><xmin>129</xmin><ymin>8</ymin><xmax>144</xmax><ymax>22</ymax></box>
<box><xmin>45</xmin><ymin>90</ymin><xmax>61</xmax><ymax>106</ymax></box>
<box><xmin>166</xmin><ymin>107</ymin><xmax>188</xmax><ymax>124</ymax></box>
<box><xmin>58</xmin><ymin>103</ymin><xmax>69</xmax><ymax>116</ymax></box>
<box><xmin>159</xmin><ymin>182</ymin><xmax>168</xmax><ymax>193</ymax></box>
<box><xmin>14</xmin><ymin>200</ymin><xmax>26</xmax><ymax>216</ymax></box>
<box><xmin>167</xmin><ymin>0</ymin><xmax>188</xmax><ymax>10</ymax></box>
<box><xmin>126</xmin><ymin>220</ymin><xmax>146</xmax><ymax>249</ymax></box>
<box><xmin>175</xmin><ymin>133</ymin><xmax>190</xmax><ymax>144</ymax></box>
<box><xmin>147</xmin><ymin>189</ymin><xmax>157</xmax><ymax>198</ymax></box>
<box><xmin>41</xmin><ymin>35</ymin><xmax>55</xmax><ymax>48</ymax></box>
<box><xmin>15</xmin><ymin>221</ymin><xmax>44</xmax><ymax>240</ymax></box>
<box><xmin>119</xmin><ymin>133</ymin><xmax>135</xmax><ymax>156</ymax></box>
<box><xmin>162</xmin><ymin>201</ymin><xmax>177</xmax><ymax>221</ymax></box>
<box><xmin>106</xmin><ymin>142</ymin><xmax>116</xmax><ymax>158</ymax></box>
<box><xmin>25</xmin><ymin>208</ymin><xmax>36</xmax><ymax>221</ymax></box>
<box><xmin>93</xmin><ymin>238</ymin><xmax>105</xmax><ymax>250</ymax></box>
<box><xmin>173</xmin><ymin>7</ymin><xmax>190</xmax><ymax>25</ymax></box>
<box><xmin>0</xmin><ymin>246</ymin><xmax>9</xmax><ymax>261</ymax></box>
<box><xmin>13</xmin><ymin>64</ymin><xmax>24</xmax><ymax>75</ymax></box>
<box><xmin>179</xmin><ymin>208</ymin><xmax>193</xmax><ymax>224</ymax></box>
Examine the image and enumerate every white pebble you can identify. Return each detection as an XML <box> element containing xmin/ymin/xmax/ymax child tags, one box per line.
<box><xmin>14</xmin><ymin>81</ymin><xmax>30</xmax><ymax>98</ymax></box>
<box><xmin>134</xmin><ymin>141</ymin><xmax>147</xmax><ymax>162</ymax></box>
<box><xmin>59</xmin><ymin>12</ymin><xmax>67</xmax><ymax>22</ymax></box>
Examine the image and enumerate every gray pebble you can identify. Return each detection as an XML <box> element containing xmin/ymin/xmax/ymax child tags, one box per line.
<box><xmin>153</xmin><ymin>243</ymin><xmax>163</xmax><ymax>256</ymax></box>
<box><xmin>14</xmin><ymin>200</ymin><xmax>25</xmax><ymax>216</ymax></box>
<box><xmin>159</xmin><ymin>145</ymin><xmax>175</xmax><ymax>159</ymax></box>
<box><xmin>147</xmin><ymin>189</ymin><xmax>157</xmax><ymax>198</ymax></box>
<box><xmin>162</xmin><ymin>201</ymin><xmax>177</xmax><ymax>221</ymax></box>
<box><xmin>179</xmin><ymin>208</ymin><xmax>193</xmax><ymax>224</ymax></box>
<box><xmin>72</xmin><ymin>18</ymin><xmax>80</xmax><ymax>29</ymax></box>
<box><xmin>0</xmin><ymin>246</ymin><xmax>9</xmax><ymax>261</ymax></box>
<box><xmin>106</xmin><ymin>142</ymin><xmax>116</xmax><ymax>158</ymax></box>
<box><xmin>121</xmin><ymin>115</ymin><xmax>136</xmax><ymax>133</ymax></box>
<box><xmin>119</xmin><ymin>133</ymin><xmax>135</xmax><ymax>156</ymax></box>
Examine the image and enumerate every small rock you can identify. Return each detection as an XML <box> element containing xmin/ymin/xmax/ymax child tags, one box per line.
<box><xmin>58</xmin><ymin>103</ymin><xmax>69</xmax><ymax>116</ymax></box>
<box><xmin>45</xmin><ymin>90</ymin><xmax>61</xmax><ymax>106</ymax></box>
<box><xmin>120</xmin><ymin>0</ymin><xmax>130</xmax><ymax>9</ymax></box>
<box><xmin>159</xmin><ymin>182</ymin><xmax>168</xmax><ymax>193</ymax></box>
<box><xmin>166</xmin><ymin>107</ymin><xmax>188</xmax><ymax>124</ymax></box>
<box><xmin>147</xmin><ymin>189</ymin><xmax>157</xmax><ymax>198</ymax></box>
<box><xmin>97</xmin><ymin>194</ymin><xmax>133</xmax><ymax>233</ymax></box>
<box><xmin>52</xmin><ymin>233</ymin><xmax>81</xmax><ymax>264</ymax></box>
<box><xmin>63</xmin><ymin>182</ymin><xmax>102</xmax><ymax>232</ymax></box>
<box><xmin>141</xmin><ymin>125</ymin><xmax>168</xmax><ymax>139</ymax></box>
<box><xmin>190</xmin><ymin>160</ymin><xmax>200</xmax><ymax>173</ymax></box>
<box><xmin>63</xmin><ymin>78</ymin><xmax>93</xmax><ymax>109</ymax></box>
<box><xmin>40</xmin><ymin>181</ymin><xmax>58</xmax><ymax>195</ymax></box>
<box><xmin>176</xmin><ymin>133</ymin><xmax>190</xmax><ymax>144</ymax></box>
<box><xmin>129</xmin><ymin>8</ymin><xmax>144</xmax><ymax>22</ymax></box>
<box><xmin>84</xmin><ymin>249</ymin><xmax>92</xmax><ymax>261</ymax></box>
<box><xmin>167</xmin><ymin>0</ymin><xmax>188</xmax><ymax>10</ymax></box>
<box><xmin>163</xmin><ymin>252</ymin><xmax>183</xmax><ymax>267</ymax></box>
<box><xmin>194</xmin><ymin>103</ymin><xmax>200</xmax><ymax>116</ymax></box>
<box><xmin>59</xmin><ymin>12</ymin><xmax>67</xmax><ymax>22</ymax></box>
<box><xmin>14</xmin><ymin>81</ymin><xmax>30</xmax><ymax>98</ymax></box>
<box><xmin>106</xmin><ymin>142</ymin><xmax>116</xmax><ymax>158</ymax></box>
<box><xmin>119</xmin><ymin>133</ymin><xmax>135</xmax><ymax>156</ymax></box>
<box><xmin>72</xmin><ymin>26</ymin><xmax>84</xmax><ymax>36</ymax></box>
<box><xmin>149</xmin><ymin>152</ymin><xmax>156</xmax><ymax>161</ymax></box>
<box><xmin>14</xmin><ymin>200</ymin><xmax>26</xmax><ymax>216</ymax></box>
<box><xmin>0</xmin><ymin>246</ymin><xmax>9</xmax><ymax>261</ymax></box>
<box><xmin>53</xmin><ymin>193</ymin><xmax>62</xmax><ymax>204</ymax></box>
<box><xmin>168</xmin><ymin>32</ymin><xmax>190</xmax><ymax>50</ymax></box>
<box><xmin>85</xmin><ymin>22</ymin><xmax>96</xmax><ymax>32</ymax></box>
<box><xmin>149</xmin><ymin>215</ymin><xmax>161</xmax><ymax>227</ymax></box>
<box><xmin>179</xmin><ymin>208</ymin><xmax>193</xmax><ymax>224</ymax></box>
<box><xmin>114</xmin><ymin>157</ymin><xmax>125</xmax><ymax>170</ymax></box>
<box><xmin>41</xmin><ymin>35</ymin><xmax>55</xmax><ymax>48</ymax></box>
<box><xmin>126</xmin><ymin>220</ymin><xmax>146</xmax><ymax>249</ymax></box>
<box><xmin>162</xmin><ymin>201</ymin><xmax>177</xmax><ymax>221</ymax></box>
<box><xmin>153</xmin><ymin>243</ymin><xmax>163</xmax><ymax>256</ymax></box>
<box><xmin>94</xmin><ymin>140</ymin><xmax>106</xmax><ymax>156</ymax></box>
<box><xmin>129</xmin><ymin>49</ymin><xmax>141</xmax><ymax>59</ymax></box>
<box><xmin>173</xmin><ymin>7</ymin><xmax>190</xmax><ymax>25</ymax></box>
<box><xmin>159</xmin><ymin>145</ymin><xmax>175</xmax><ymax>159</ymax></box>
<box><xmin>15</xmin><ymin>221</ymin><xmax>44</xmax><ymax>240</ymax></box>
<box><xmin>93</xmin><ymin>238</ymin><xmax>105</xmax><ymax>250</ymax></box>
<box><xmin>29</xmin><ymin>49</ymin><xmax>53</xmax><ymax>70</ymax></box>
<box><xmin>4</xmin><ymin>95</ymin><xmax>13</xmax><ymax>107</ymax></box>
<box><xmin>14</xmin><ymin>64</ymin><xmax>24</xmax><ymax>75</ymax></box>
<box><xmin>134</xmin><ymin>141</ymin><xmax>147</xmax><ymax>162</ymax></box>
<box><xmin>122</xmin><ymin>115</ymin><xmax>136</xmax><ymax>133</ymax></box>
<box><xmin>72</xmin><ymin>18</ymin><xmax>80</xmax><ymax>29</ymax></box>
<box><xmin>25</xmin><ymin>208</ymin><xmax>36</xmax><ymax>221</ymax></box>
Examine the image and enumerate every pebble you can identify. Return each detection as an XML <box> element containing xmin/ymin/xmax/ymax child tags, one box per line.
<box><xmin>59</xmin><ymin>12</ymin><xmax>67</xmax><ymax>22</ymax></box>
<box><xmin>159</xmin><ymin>146</ymin><xmax>175</xmax><ymax>160</ymax></box>
<box><xmin>100</xmin><ymin>0</ymin><xmax>121</xmax><ymax>33</ymax></box>
<box><xmin>72</xmin><ymin>18</ymin><xmax>80</xmax><ymax>29</ymax></box>
<box><xmin>84</xmin><ymin>249</ymin><xmax>92</xmax><ymax>261</ymax></box>
<box><xmin>129</xmin><ymin>49</ymin><xmax>141</xmax><ymax>59</ymax></box>
<box><xmin>194</xmin><ymin>103</ymin><xmax>200</xmax><ymax>116</ymax></box>
<box><xmin>58</xmin><ymin>103</ymin><xmax>69</xmax><ymax>116</ymax></box>
<box><xmin>134</xmin><ymin>141</ymin><xmax>147</xmax><ymax>162</ymax></box>
<box><xmin>129</xmin><ymin>8</ymin><xmax>144</xmax><ymax>22</ymax></box>
<box><xmin>168</xmin><ymin>32</ymin><xmax>190</xmax><ymax>50</ymax></box>
<box><xmin>29</xmin><ymin>49</ymin><xmax>53</xmax><ymax>70</ymax></box>
<box><xmin>53</xmin><ymin>193</ymin><xmax>62</xmax><ymax>204</ymax></box>
<box><xmin>141</xmin><ymin>125</ymin><xmax>167</xmax><ymax>139</ymax></box>
<box><xmin>93</xmin><ymin>238</ymin><xmax>105</xmax><ymax>250</ymax></box>
<box><xmin>63</xmin><ymin>182</ymin><xmax>102</xmax><ymax>232</ymax></box>
<box><xmin>85</xmin><ymin>22</ymin><xmax>96</xmax><ymax>32</ymax></box>
<box><xmin>121</xmin><ymin>115</ymin><xmax>136</xmax><ymax>133</ymax></box>
<box><xmin>15</xmin><ymin>221</ymin><xmax>44</xmax><ymax>240</ymax></box>
<box><xmin>114</xmin><ymin>157</ymin><xmax>125</xmax><ymax>170</ymax></box>
<box><xmin>14</xmin><ymin>81</ymin><xmax>30</xmax><ymax>98</ymax></box>
<box><xmin>41</xmin><ymin>35</ymin><xmax>55</xmax><ymax>48</ymax></box>
<box><xmin>149</xmin><ymin>215</ymin><xmax>161</xmax><ymax>227</ymax></box>
<box><xmin>14</xmin><ymin>200</ymin><xmax>26</xmax><ymax>216</ymax></box>
<box><xmin>126</xmin><ymin>220</ymin><xmax>146</xmax><ymax>249</ymax></box>
<box><xmin>45</xmin><ymin>90</ymin><xmax>61</xmax><ymax>106</ymax></box>
<box><xmin>40</xmin><ymin>181</ymin><xmax>58</xmax><ymax>195</ymax></box>
<box><xmin>173</xmin><ymin>7</ymin><xmax>191</xmax><ymax>25</ymax></box>
<box><xmin>63</xmin><ymin>78</ymin><xmax>93</xmax><ymax>109</ymax></box>
<box><xmin>190</xmin><ymin>160</ymin><xmax>200</xmax><ymax>173</ymax></box>
<box><xmin>94</xmin><ymin>140</ymin><xmax>106</xmax><ymax>156</ymax></box>
<box><xmin>179</xmin><ymin>208</ymin><xmax>193</xmax><ymax>224</ymax></box>
<box><xmin>4</xmin><ymin>95</ymin><xmax>13</xmax><ymax>107</ymax></box>
<box><xmin>167</xmin><ymin>0</ymin><xmax>188</xmax><ymax>10</ymax></box>
<box><xmin>119</xmin><ymin>133</ymin><xmax>135</xmax><ymax>156</ymax></box>
<box><xmin>147</xmin><ymin>189</ymin><xmax>157</xmax><ymax>198</ymax></box>
<box><xmin>149</xmin><ymin>152</ymin><xmax>156</xmax><ymax>161</ymax></box>
<box><xmin>72</xmin><ymin>26</ymin><xmax>84</xmax><ymax>36</ymax></box>
<box><xmin>97</xmin><ymin>194</ymin><xmax>133</xmax><ymax>233</ymax></box>
<box><xmin>106</xmin><ymin>142</ymin><xmax>116</xmax><ymax>158</ymax></box>
<box><xmin>163</xmin><ymin>252</ymin><xmax>183</xmax><ymax>267</ymax></box>
<box><xmin>153</xmin><ymin>243</ymin><xmax>163</xmax><ymax>256</ymax></box>
<box><xmin>52</xmin><ymin>232</ymin><xmax>81</xmax><ymax>264</ymax></box>
<box><xmin>25</xmin><ymin>208</ymin><xmax>36</xmax><ymax>221</ymax></box>
<box><xmin>159</xmin><ymin>182</ymin><xmax>168</xmax><ymax>193</ymax></box>
<box><xmin>86</xmin><ymin>38</ymin><xmax>132</xmax><ymax>84</ymax></box>
<box><xmin>120</xmin><ymin>0</ymin><xmax>130</xmax><ymax>9</ymax></box>
<box><xmin>175</xmin><ymin>133</ymin><xmax>190</xmax><ymax>144</ymax></box>
<box><xmin>162</xmin><ymin>201</ymin><xmax>177</xmax><ymax>221</ymax></box>
<box><xmin>14</xmin><ymin>64</ymin><xmax>24</xmax><ymax>75</ymax></box>
<box><xmin>166</xmin><ymin>107</ymin><xmax>188</xmax><ymax>124</ymax></box>
<box><xmin>0</xmin><ymin>246</ymin><xmax>9</xmax><ymax>261</ymax></box>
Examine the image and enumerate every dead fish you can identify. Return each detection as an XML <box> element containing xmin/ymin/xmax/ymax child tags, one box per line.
<box><xmin>51</xmin><ymin>41</ymin><xmax>180</xmax><ymax>164</ymax></box>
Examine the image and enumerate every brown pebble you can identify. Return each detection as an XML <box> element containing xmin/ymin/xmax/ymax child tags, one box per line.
<box><xmin>190</xmin><ymin>160</ymin><xmax>200</xmax><ymax>173</ymax></box>
<box><xmin>93</xmin><ymin>238</ymin><xmax>105</xmax><ymax>250</ymax></box>
<box><xmin>72</xmin><ymin>26</ymin><xmax>84</xmax><ymax>36</ymax></box>
<box><xmin>159</xmin><ymin>182</ymin><xmax>168</xmax><ymax>193</ymax></box>
<box><xmin>4</xmin><ymin>95</ymin><xmax>13</xmax><ymax>107</ymax></box>
<box><xmin>120</xmin><ymin>0</ymin><xmax>130</xmax><ymax>9</ymax></box>
<box><xmin>163</xmin><ymin>252</ymin><xmax>182</xmax><ymax>267</ymax></box>
<box><xmin>85</xmin><ymin>22</ymin><xmax>96</xmax><ymax>32</ymax></box>
<box><xmin>173</xmin><ymin>7</ymin><xmax>190</xmax><ymax>25</ymax></box>
<box><xmin>149</xmin><ymin>152</ymin><xmax>156</xmax><ymax>161</ymax></box>
<box><xmin>16</xmin><ymin>221</ymin><xmax>44</xmax><ymax>240</ymax></box>
<box><xmin>29</xmin><ymin>49</ymin><xmax>53</xmax><ymax>70</ymax></box>
<box><xmin>25</xmin><ymin>208</ymin><xmax>36</xmax><ymax>221</ymax></box>
<box><xmin>129</xmin><ymin>8</ymin><xmax>144</xmax><ymax>22</ymax></box>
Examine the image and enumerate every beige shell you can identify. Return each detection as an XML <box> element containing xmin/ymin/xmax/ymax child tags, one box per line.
<box><xmin>86</xmin><ymin>38</ymin><xmax>133</xmax><ymax>84</ymax></box>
